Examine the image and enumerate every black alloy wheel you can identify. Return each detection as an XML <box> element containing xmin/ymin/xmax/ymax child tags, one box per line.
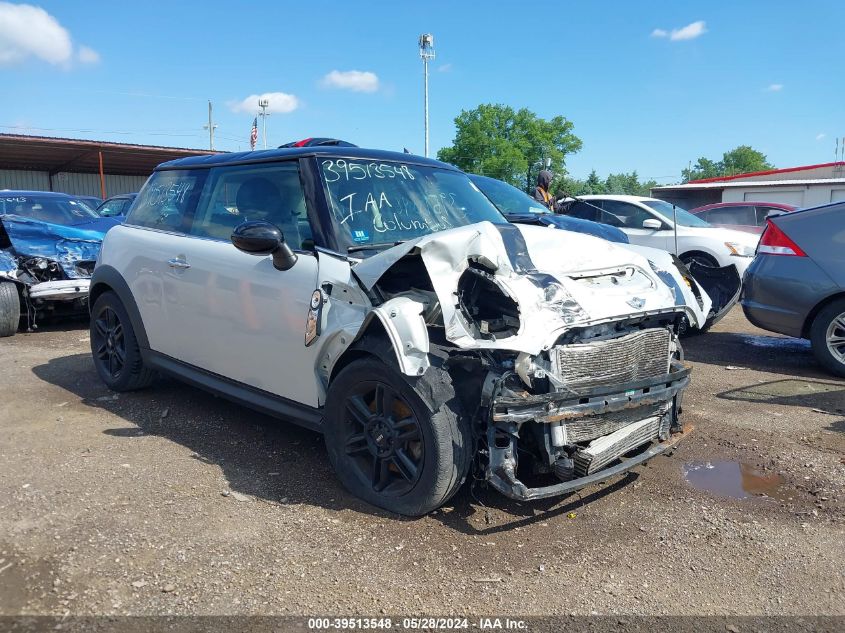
<box><xmin>89</xmin><ymin>291</ymin><xmax>155</xmax><ymax>391</ymax></box>
<box><xmin>342</xmin><ymin>381</ymin><xmax>424</xmax><ymax>496</ymax></box>
<box><xmin>92</xmin><ymin>307</ymin><xmax>126</xmax><ymax>380</ymax></box>
<box><xmin>324</xmin><ymin>355</ymin><xmax>471</xmax><ymax>516</ymax></box>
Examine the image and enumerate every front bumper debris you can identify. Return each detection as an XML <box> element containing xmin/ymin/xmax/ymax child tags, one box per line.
<box><xmin>485</xmin><ymin>360</ymin><xmax>691</xmax><ymax>501</ymax></box>
<box><xmin>28</xmin><ymin>279</ymin><xmax>90</xmax><ymax>301</ymax></box>
<box><xmin>486</xmin><ymin>429</ymin><xmax>687</xmax><ymax>501</ymax></box>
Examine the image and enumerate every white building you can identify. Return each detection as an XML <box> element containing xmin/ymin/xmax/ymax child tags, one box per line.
<box><xmin>651</xmin><ymin>161</ymin><xmax>845</xmax><ymax>210</ymax></box>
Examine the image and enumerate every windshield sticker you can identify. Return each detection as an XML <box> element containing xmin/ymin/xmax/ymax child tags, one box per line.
<box><xmin>352</xmin><ymin>229</ymin><xmax>370</xmax><ymax>242</ymax></box>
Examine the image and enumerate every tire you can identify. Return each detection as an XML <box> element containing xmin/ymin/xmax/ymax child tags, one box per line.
<box><xmin>0</xmin><ymin>281</ymin><xmax>21</xmax><ymax>338</ymax></box>
<box><xmin>90</xmin><ymin>291</ymin><xmax>155</xmax><ymax>391</ymax></box>
<box><xmin>809</xmin><ymin>298</ymin><xmax>845</xmax><ymax>378</ymax></box>
<box><xmin>324</xmin><ymin>356</ymin><xmax>472</xmax><ymax>516</ymax></box>
<box><xmin>680</xmin><ymin>252</ymin><xmax>718</xmax><ymax>269</ymax></box>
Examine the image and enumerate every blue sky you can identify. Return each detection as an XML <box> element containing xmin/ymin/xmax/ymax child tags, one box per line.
<box><xmin>1</xmin><ymin>0</ymin><xmax>843</xmax><ymax>183</ymax></box>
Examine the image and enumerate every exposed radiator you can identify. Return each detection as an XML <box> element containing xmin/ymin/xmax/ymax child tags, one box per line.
<box><xmin>552</xmin><ymin>328</ymin><xmax>671</xmax><ymax>391</ymax></box>
<box><xmin>574</xmin><ymin>415</ymin><xmax>661</xmax><ymax>476</ymax></box>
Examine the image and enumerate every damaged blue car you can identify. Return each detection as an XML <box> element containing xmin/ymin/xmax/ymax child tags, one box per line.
<box><xmin>0</xmin><ymin>191</ymin><xmax>120</xmax><ymax>337</ymax></box>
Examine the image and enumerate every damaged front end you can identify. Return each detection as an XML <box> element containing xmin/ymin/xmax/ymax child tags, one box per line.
<box><xmin>343</xmin><ymin>221</ymin><xmax>697</xmax><ymax>501</ymax></box>
<box><xmin>0</xmin><ymin>214</ymin><xmax>110</xmax><ymax>326</ymax></box>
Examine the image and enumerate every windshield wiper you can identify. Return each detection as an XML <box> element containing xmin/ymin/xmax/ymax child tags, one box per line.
<box><xmin>347</xmin><ymin>241</ymin><xmax>404</xmax><ymax>254</ymax></box>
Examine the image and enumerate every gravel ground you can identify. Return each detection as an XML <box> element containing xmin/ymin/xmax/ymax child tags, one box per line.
<box><xmin>1</xmin><ymin>308</ymin><xmax>843</xmax><ymax>617</ymax></box>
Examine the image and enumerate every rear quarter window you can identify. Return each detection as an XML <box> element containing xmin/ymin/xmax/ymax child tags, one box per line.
<box><xmin>126</xmin><ymin>169</ymin><xmax>208</xmax><ymax>233</ymax></box>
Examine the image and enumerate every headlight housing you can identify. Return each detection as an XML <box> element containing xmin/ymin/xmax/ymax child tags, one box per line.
<box><xmin>724</xmin><ymin>242</ymin><xmax>755</xmax><ymax>257</ymax></box>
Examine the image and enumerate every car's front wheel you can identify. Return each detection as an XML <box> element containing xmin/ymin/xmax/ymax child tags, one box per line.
<box><xmin>324</xmin><ymin>357</ymin><xmax>472</xmax><ymax>516</ymax></box>
<box><xmin>810</xmin><ymin>298</ymin><xmax>845</xmax><ymax>377</ymax></box>
<box><xmin>90</xmin><ymin>291</ymin><xmax>155</xmax><ymax>391</ymax></box>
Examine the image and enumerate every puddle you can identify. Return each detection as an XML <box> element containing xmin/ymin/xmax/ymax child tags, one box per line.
<box><xmin>683</xmin><ymin>461</ymin><xmax>794</xmax><ymax>501</ymax></box>
<box><xmin>739</xmin><ymin>334</ymin><xmax>811</xmax><ymax>351</ymax></box>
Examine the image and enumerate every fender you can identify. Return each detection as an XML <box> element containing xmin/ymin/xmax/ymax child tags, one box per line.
<box><xmin>89</xmin><ymin>264</ymin><xmax>150</xmax><ymax>352</ymax></box>
<box><xmin>358</xmin><ymin>295</ymin><xmax>431</xmax><ymax>377</ymax></box>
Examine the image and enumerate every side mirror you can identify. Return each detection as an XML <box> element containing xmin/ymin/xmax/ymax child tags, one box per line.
<box><xmin>231</xmin><ymin>221</ymin><xmax>298</xmax><ymax>271</ymax></box>
<box><xmin>642</xmin><ymin>218</ymin><xmax>663</xmax><ymax>230</ymax></box>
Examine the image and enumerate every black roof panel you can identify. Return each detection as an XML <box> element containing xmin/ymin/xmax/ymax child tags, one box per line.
<box><xmin>157</xmin><ymin>146</ymin><xmax>456</xmax><ymax>171</ymax></box>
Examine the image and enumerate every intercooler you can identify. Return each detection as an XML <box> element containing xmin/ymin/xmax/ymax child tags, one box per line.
<box><xmin>551</xmin><ymin>327</ymin><xmax>672</xmax><ymax>391</ymax></box>
<box><xmin>573</xmin><ymin>415</ymin><xmax>663</xmax><ymax>476</ymax></box>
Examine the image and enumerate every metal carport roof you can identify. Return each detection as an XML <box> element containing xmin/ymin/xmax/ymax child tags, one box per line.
<box><xmin>0</xmin><ymin>133</ymin><xmax>222</xmax><ymax>176</ymax></box>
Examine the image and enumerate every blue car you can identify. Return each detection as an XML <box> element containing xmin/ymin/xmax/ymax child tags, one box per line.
<box><xmin>0</xmin><ymin>190</ymin><xmax>120</xmax><ymax>337</ymax></box>
<box><xmin>468</xmin><ymin>174</ymin><xmax>629</xmax><ymax>243</ymax></box>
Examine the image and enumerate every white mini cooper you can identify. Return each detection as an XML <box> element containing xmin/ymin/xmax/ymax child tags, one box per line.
<box><xmin>90</xmin><ymin>147</ymin><xmax>708</xmax><ymax>515</ymax></box>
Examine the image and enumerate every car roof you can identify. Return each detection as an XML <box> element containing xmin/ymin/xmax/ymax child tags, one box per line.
<box><xmin>691</xmin><ymin>201</ymin><xmax>796</xmax><ymax>212</ymax></box>
<box><xmin>0</xmin><ymin>190</ymin><xmax>74</xmax><ymax>198</ymax></box>
<box><xmin>157</xmin><ymin>146</ymin><xmax>456</xmax><ymax>171</ymax></box>
<box><xmin>576</xmin><ymin>194</ymin><xmax>657</xmax><ymax>202</ymax></box>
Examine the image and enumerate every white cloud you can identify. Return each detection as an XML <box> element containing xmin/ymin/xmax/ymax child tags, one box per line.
<box><xmin>228</xmin><ymin>92</ymin><xmax>300</xmax><ymax>115</ymax></box>
<box><xmin>0</xmin><ymin>2</ymin><xmax>97</xmax><ymax>68</ymax></box>
<box><xmin>437</xmin><ymin>63</ymin><xmax>452</xmax><ymax>73</ymax></box>
<box><xmin>321</xmin><ymin>70</ymin><xmax>380</xmax><ymax>93</ymax></box>
<box><xmin>77</xmin><ymin>45</ymin><xmax>99</xmax><ymax>64</ymax></box>
<box><xmin>766</xmin><ymin>83</ymin><xmax>783</xmax><ymax>92</ymax></box>
<box><xmin>816</xmin><ymin>133</ymin><xmax>826</xmax><ymax>141</ymax></box>
<box><xmin>651</xmin><ymin>20</ymin><xmax>707</xmax><ymax>41</ymax></box>
<box><xmin>0</xmin><ymin>2</ymin><xmax>73</xmax><ymax>66</ymax></box>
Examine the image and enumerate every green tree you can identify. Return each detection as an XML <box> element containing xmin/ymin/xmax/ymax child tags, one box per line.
<box><xmin>720</xmin><ymin>145</ymin><xmax>774</xmax><ymax>176</ymax></box>
<box><xmin>604</xmin><ymin>171</ymin><xmax>657</xmax><ymax>196</ymax></box>
<box><xmin>437</xmin><ymin>103</ymin><xmax>582</xmax><ymax>189</ymax></box>
<box><xmin>682</xmin><ymin>146</ymin><xmax>774</xmax><ymax>182</ymax></box>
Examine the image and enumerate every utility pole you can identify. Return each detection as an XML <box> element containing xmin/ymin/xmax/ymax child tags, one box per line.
<box><xmin>203</xmin><ymin>100</ymin><xmax>217</xmax><ymax>150</ymax></box>
<box><xmin>418</xmin><ymin>34</ymin><xmax>435</xmax><ymax>157</ymax></box>
<box><xmin>258</xmin><ymin>98</ymin><xmax>270</xmax><ymax>149</ymax></box>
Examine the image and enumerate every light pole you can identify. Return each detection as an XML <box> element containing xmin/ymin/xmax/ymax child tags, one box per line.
<box><xmin>203</xmin><ymin>100</ymin><xmax>217</xmax><ymax>150</ymax></box>
<box><xmin>418</xmin><ymin>33</ymin><xmax>435</xmax><ymax>157</ymax></box>
<box><xmin>258</xmin><ymin>98</ymin><xmax>270</xmax><ymax>149</ymax></box>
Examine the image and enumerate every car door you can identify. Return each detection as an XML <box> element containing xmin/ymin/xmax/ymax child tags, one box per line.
<box><xmin>164</xmin><ymin>159</ymin><xmax>321</xmax><ymax>406</ymax></box>
<box><xmin>118</xmin><ymin>168</ymin><xmax>209</xmax><ymax>358</ymax></box>
<box><xmin>601</xmin><ymin>200</ymin><xmax>671</xmax><ymax>250</ymax></box>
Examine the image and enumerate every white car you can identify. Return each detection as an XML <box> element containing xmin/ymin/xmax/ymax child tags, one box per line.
<box><xmin>564</xmin><ymin>195</ymin><xmax>759</xmax><ymax>276</ymax></box>
<box><xmin>90</xmin><ymin>148</ymin><xmax>709</xmax><ymax>515</ymax></box>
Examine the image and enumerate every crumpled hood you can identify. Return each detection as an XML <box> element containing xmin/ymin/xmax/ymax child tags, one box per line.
<box><xmin>0</xmin><ymin>214</ymin><xmax>111</xmax><ymax>279</ymax></box>
<box><xmin>353</xmin><ymin>221</ymin><xmax>686</xmax><ymax>355</ymax></box>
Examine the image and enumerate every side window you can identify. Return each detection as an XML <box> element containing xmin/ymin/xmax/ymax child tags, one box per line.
<box><xmin>755</xmin><ymin>206</ymin><xmax>783</xmax><ymax>225</ymax></box>
<box><xmin>190</xmin><ymin>162</ymin><xmax>313</xmax><ymax>249</ymax></box>
<box><xmin>568</xmin><ymin>200</ymin><xmax>600</xmax><ymax>222</ymax></box>
<box><xmin>707</xmin><ymin>206</ymin><xmax>755</xmax><ymax>225</ymax></box>
<box><xmin>99</xmin><ymin>199</ymin><xmax>125</xmax><ymax>217</ymax></box>
<box><xmin>601</xmin><ymin>200</ymin><xmax>651</xmax><ymax>228</ymax></box>
<box><xmin>127</xmin><ymin>170</ymin><xmax>207</xmax><ymax>233</ymax></box>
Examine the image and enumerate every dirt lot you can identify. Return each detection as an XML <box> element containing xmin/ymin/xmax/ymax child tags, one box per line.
<box><xmin>1</xmin><ymin>308</ymin><xmax>843</xmax><ymax>617</ymax></box>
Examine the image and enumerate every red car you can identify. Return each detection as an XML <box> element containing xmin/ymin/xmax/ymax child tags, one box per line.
<box><xmin>688</xmin><ymin>202</ymin><xmax>797</xmax><ymax>234</ymax></box>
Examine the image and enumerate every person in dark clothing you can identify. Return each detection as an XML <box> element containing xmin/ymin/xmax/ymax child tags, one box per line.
<box><xmin>533</xmin><ymin>169</ymin><xmax>556</xmax><ymax>211</ymax></box>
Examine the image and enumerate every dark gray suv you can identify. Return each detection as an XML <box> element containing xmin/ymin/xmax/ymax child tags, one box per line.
<box><xmin>742</xmin><ymin>201</ymin><xmax>845</xmax><ymax>376</ymax></box>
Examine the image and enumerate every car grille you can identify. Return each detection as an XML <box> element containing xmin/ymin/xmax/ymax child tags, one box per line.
<box><xmin>551</xmin><ymin>328</ymin><xmax>671</xmax><ymax>392</ymax></box>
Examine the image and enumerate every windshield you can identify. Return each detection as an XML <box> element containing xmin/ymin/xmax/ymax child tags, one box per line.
<box><xmin>470</xmin><ymin>175</ymin><xmax>551</xmax><ymax>215</ymax></box>
<box><xmin>642</xmin><ymin>199</ymin><xmax>711</xmax><ymax>228</ymax></box>
<box><xmin>0</xmin><ymin>195</ymin><xmax>100</xmax><ymax>225</ymax></box>
<box><xmin>319</xmin><ymin>159</ymin><xmax>506</xmax><ymax>251</ymax></box>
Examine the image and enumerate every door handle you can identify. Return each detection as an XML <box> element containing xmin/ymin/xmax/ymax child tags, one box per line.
<box><xmin>167</xmin><ymin>257</ymin><xmax>191</xmax><ymax>269</ymax></box>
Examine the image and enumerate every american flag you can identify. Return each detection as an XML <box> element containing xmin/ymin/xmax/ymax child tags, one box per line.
<box><xmin>250</xmin><ymin>117</ymin><xmax>258</xmax><ymax>150</ymax></box>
